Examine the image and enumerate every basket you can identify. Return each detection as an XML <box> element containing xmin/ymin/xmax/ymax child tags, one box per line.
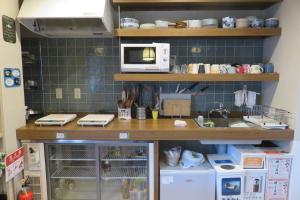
<box><xmin>118</xmin><ymin>108</ymin><xmax>131</xmax><ymax>120</ymax></box>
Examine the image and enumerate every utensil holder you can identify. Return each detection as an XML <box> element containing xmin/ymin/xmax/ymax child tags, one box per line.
<box><xmin>136</xmin><ymin>107</ymin><xmax>146</xmax><ymax>120</ymax></box>
<box><xmin>118</xmin><ymin>108</ymin><xmax>131</xmax><ymax>120</ymax></box>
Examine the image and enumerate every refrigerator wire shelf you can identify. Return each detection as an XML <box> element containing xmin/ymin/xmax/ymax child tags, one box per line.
<box><xmin>101</xmin><ymin>154</ymin><xmax>147</xmax><ymax>161</ymax></box>
<box><xmin>101</xmin><ymin>166</ymin><xmax>147</xmax><ymax>180</ymax></box>
<box><xmin>101</xmin><ymin>146</ymin><xmax>147</xmax><ymax>161</ymax></box>
<box><xmin>50</xmin><ymin>150</ymin><xmax>96</xmax><ymax>161</ymax></box>
<box><xmin>51</xmin><ymin>166</ymin><xmax>96</xmax><ymax>179</ymax></box>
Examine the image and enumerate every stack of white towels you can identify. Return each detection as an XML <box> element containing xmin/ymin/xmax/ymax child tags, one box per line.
<box><xmin>234</xmin><ymin>89</ymin><xmax>259</xmax><ymax>109</ymax></box>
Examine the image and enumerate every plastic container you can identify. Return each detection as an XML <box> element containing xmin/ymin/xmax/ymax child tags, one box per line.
<box><xmin>118</xmin><ymin>108</ymin><xmax>131</xmax><ymax>120</ymax></box>
<box><xmin>164</xmin><ymin>147</ymin><xmax>182</xmax><ymax>166</ymax></box>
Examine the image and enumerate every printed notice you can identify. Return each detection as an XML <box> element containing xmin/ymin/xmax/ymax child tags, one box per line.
<box><xmin>5</xmin><ymin>147</ymin><xmax>24</xmax><ymax>182</ymax></box>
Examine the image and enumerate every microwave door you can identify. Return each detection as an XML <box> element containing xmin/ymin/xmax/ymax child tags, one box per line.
<box><xmin>123</xmin><ymin>47</ymin><xmax>157</xmax><ymax>71</ymax></box>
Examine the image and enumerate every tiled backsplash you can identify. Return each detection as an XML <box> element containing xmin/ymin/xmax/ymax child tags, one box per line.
<box><xmin>22</xmin><ymin>37</ymin><xmax>262</xmax><ymax>113</ymax></box>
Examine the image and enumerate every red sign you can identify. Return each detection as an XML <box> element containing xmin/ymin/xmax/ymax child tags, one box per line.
<box><xmin>5</xmin><ymin>147</ymin><xmax>24</xmax><ymax>182</ymax></box>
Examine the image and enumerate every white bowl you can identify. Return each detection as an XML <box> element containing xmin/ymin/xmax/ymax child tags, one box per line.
<box><xmin>120</xmin><ymin>18</ymin><xmax>139</xmax><ymax>29</ymax></box>
<box><xmin>186</xmin><ymin>20</ymin><xmax>202</xmax><ymax>28</ymax></box>
<box><xmin>155</xmin><ymin>20</ymin><xmax>169</xmax><ymax>28</ymax></box>
<box><xmin>202</xmin><ymin>18</ymin><xmax>218</xmax><ymax>28</ymax></box>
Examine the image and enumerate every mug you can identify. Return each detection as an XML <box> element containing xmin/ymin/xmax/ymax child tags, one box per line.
<box><xmin>222</xmin><ymin>16</ymin><xmax>235</xmax><ymax>29</ymax></box>
<box><xmin>204</xmin><ymin>64</ymin><xmax>211</xmax><ymax>74</ymax></box>
<box><xmin>188</xmin><ymin>64</ymin><xmax>194</xmax><ymax>74</ymax></box>
<box><xmin>211</xmin><ymin>64</ymin><xmax>220</xmax><ymax>74</ymax></box>
<box><xmin>236</xmin><ymin>64</ymin><xmax>250</xmax><ymax>74</ymax></box>
<box><xmin>264</xmin><ymin>63</ymin><xmax>274</xmax><ymax>73</ymax></box>
<box><xmin>250</xmin><ymin>65</ymin><xmax>264</xmax><ymax>74</ymax></box>
<box><xmin>180</xmin><ymin>64</ymin><xmax>188</xmax><ymax>74</ymax></box>
<box><xmin>226</xmin><ymin>66</ymin><xmax>236</xmax><ymax>74</ymax></box>
<box><xmin>219</xmin><ymin>64</ymin><xmax>228</xmax><ymax>74</ymax></box>
<box><xmin>191</xmin><ymin>63</ymin><xmax>200</xmax><ymax>74</ymax></box>
<box><xmin>198</xmin><ymin>64</ymin><xmax>205</xmax><ymax>73</ymax></box>
<box><xmin>172</xmin><ymin>65</ymin><xmax>181</xmax><ymax>74</ymax></box>
<box><xmin>251</xmin><ymin>19</ymin><xmax>264</xmax><ymax>28</ymax></box>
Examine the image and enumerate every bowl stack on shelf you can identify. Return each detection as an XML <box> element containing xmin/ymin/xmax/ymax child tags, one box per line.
<box><xmin>119</xmin><ymin>16</ymin><xmax>280</xmax><ymax>30</ymax></box>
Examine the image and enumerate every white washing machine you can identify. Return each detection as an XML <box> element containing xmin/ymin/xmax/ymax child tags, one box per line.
<box><xmin>208</xmin><ymin>154</ymin><xmax>245</xmax><ymax>200</ymax></box>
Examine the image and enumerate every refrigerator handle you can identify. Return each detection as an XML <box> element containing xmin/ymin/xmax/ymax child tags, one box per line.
<box><xmin>148</xmin><ymin>143</ymin><xmax>154</xmax><ymax>200</ymax></box>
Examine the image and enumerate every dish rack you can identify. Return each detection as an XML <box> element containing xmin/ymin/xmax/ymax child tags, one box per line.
<box><xmin>243</xmin><ymin>105</ymin><xmax>291</xmax><ymax>129</ymax></box>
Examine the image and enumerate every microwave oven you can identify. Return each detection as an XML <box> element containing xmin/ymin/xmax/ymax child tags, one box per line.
<box><xmin>121</xmin><ymin>43</ymin><xmax>170</xmax><ymax>72</ymax></box>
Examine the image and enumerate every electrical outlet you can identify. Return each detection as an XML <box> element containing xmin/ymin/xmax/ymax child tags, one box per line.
<box><xmin>56</xmin><ymin>88</ymin><xmax>62</xmax><ymax>99</ymax></box>
<box><xmin>74</xmin><ymin>88</ymin><xmax>81</xmax><ymax>99</ymax></box>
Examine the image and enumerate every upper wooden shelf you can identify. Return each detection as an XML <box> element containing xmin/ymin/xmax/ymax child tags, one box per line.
<box><xmin>113</xmin><ymin>0</ymin><xmax>282</xmax><ymax>10</ymax></box>
<box><xmin>114</xmin><ymin>73</ymin><xmax>279</xmax><ymax>82</ymax></box>
<box><xmin>115</xmin><ymin>28</ymin><xmax>281</xmax><ymax>37</ymax></box>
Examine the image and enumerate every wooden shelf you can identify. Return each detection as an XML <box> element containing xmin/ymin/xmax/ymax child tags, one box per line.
<box><xmin>115</xmin><ymin>28</ymin><xmax>281</xmax><ymax>37</ymax></box>
<box><xmin>113</xmin><ymin>0</ymin><xmax>282</xmax><ymax>10</ymax></box>
<box><xmin>114</xmin><ymin>73</ymin><xmax>279</xmax><ymax>82</ymax></box>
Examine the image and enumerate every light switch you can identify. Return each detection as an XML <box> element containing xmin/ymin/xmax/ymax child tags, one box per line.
<box><xmin>74</xmin><ymin>88</ymin><xmax>81</xmax><ymax>99</ymax></box>
<box><xmin>56</xmin><ymin>88</ymin><xmax>62</xmax><ymax>99</ymax></box>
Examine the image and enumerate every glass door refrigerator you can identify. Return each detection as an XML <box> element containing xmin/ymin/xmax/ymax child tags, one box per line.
<box><xmin>45</xmin><ymin>142</ymin><xmax>154</xmax><ymax>200</ymax></box>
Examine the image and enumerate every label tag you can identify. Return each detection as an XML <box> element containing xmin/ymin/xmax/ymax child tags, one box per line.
<box><xmin>56</xmin><ymin>133</ymin><xmax>65</xmax><ymax>139</ymax></box>
<box><xmin>119</xmin><ymin>132</ymin><xmax>129</xmax><ymax>139</ymax></box>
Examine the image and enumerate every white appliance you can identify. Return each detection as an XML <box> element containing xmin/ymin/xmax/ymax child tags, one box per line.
<box><xmin>17</xmin><ymin>0</ymin><xmax>114</xmax><ymax>38</ymax></box>
<box><xmin>160</xmin><ymin>161</ymin><xmax>215</xmax><ymax>200</ymax></box>
<box><xmin>255</xmin><ymin>146</ymin><xmax>293</xmax><ymax>200</ymax></box>
<box><xmin>244</xmin><ymin>169</ymin><xmax>267</xmax><ymax>200</ymax></box>
<box><xmin>208</xmin><ymin>154</ymin><xmax>245</xmax><ymax>200</ymax></box>
<box><xmin>228</xmin><ymin>145</ymin><xmax>267</xmax><ymax>200</ymax></box>
<box><xmin>77</xmin><ymin>114</ymin><xmax>114</xmax><ymax>126</ymax></box>
<box><xmin>121</xmin><ymin>43</ymin><xmax>170</xmax><ymax>72</ymax></box>
<box><xmin>228</xmin><ymin>144</ymin><xmax>265</xmax><ymax>169</ymax></box>
<box><xmin>35</xmin><ymin>114</ymin><xmax>77</xmax><ymax>126</ymax></box>
<box><xmin>23</xmin><ymin>143</ymin><xmax>47</xmax><ymax>200</ymax></box>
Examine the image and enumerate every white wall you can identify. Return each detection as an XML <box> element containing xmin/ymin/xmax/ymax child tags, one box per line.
<box><xmin>0</xmin><ymin>0</ymin><xmax>26</xmax><ymax>199</ymax></box>
<box><xmin>263</xmin><ymin>0</ymin><xmax>300</xmax><ymax>199</ymax></box>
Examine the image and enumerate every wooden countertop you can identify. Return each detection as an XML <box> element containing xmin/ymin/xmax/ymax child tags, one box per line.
<box><xmin>16</xmin><ymin>118</ymin><xmax>294</xmax><ymax>141</ymax></box>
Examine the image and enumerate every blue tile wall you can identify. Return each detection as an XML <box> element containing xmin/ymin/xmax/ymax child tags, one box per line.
<box><xmin>22</xmin><ymin>37</ymin><xmax>262</xmax><ymax>113</ymax></box>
